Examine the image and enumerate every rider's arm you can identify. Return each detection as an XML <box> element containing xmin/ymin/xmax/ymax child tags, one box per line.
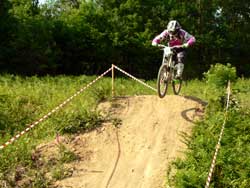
<box><xmin>186</xmin><ymin>36</ymin><xmax>196</xmax><ymax>47</ymax></box>
<box><xmin>152</xmin><ymin>30</ymin><xmax>169</xmax><ymax>46</ymax></box>
<box><xmin>180</xmin><ymin>29</ymin><xmax>196</xmax><ymax>48</ymax></box>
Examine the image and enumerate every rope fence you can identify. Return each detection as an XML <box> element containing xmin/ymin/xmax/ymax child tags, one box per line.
<box><xmin>0</xmin><ymin>65</ymin><xmax>156</xmax><ymax>151</ymax></box>
<box><xmin>0</xmin><ymin>65</ymin><xmax>233</xmax><ymax>188</ymax></box>
<box><xmin>112</xmin><ymin>64</ymin><xmax>157</xmax><ymax>93</ymax></box>
<box><xmin>0</xmin><ymin>67</ymin><xmax>112</xmax><ymax>150</ymax></box>
<box><xmin>205</xmin><ymin>81</ymin><xmax>231</xmax><ymax>188</ymax></box>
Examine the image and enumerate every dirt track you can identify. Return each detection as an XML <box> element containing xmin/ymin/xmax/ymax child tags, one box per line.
<box><xmin>54</xmin><ymin>95</ymin><xmax>203</xmax><ymax>188</ymax></box>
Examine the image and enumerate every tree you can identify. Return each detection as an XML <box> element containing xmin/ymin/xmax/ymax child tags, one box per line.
<box><xmin>0</xmin><ymin>0</ymin><xmax>17</xmax><ymax>71</ymax></box>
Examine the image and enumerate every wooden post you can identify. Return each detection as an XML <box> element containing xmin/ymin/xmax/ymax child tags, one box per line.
<box><xmin>112</xmin><ymin>64</ymin><xmax>114</xmax><ymax>98</ymax></box>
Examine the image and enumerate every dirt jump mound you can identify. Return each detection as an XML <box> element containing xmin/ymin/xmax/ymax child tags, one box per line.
<box><xmin>55</xmin><ymin>95</ymin><xmax>204</xmax><ymax>188</ymax></box>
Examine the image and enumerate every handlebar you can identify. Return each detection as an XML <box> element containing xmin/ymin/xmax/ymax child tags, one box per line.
<box><xmin>157</xmin><ymin>44</ymin><xmax>183</xmax><ymax>50</ymax></box>
<box><xmin>157</xmin><ymin>44</ymin><xmax>167</xmax><ymax>48</ymax></box>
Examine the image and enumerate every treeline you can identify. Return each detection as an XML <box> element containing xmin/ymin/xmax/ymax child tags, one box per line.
<box><xmin>0</xmin><ymin>0</ymin><xmax>249</xmax><ymax>78</ymax></box>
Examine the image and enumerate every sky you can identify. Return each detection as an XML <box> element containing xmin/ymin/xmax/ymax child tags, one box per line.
<box><xmin>39</xmin><ymin>0</ymin><xmax>47</xmax><ymax>5</ymax></box>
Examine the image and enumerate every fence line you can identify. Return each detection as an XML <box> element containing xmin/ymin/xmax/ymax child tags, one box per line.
<box><xmin>0</xmin><ymin>65</ymin><xmax>157</xmax><ymax>151</ymax></box>
<box><xmin>0</xmin><ymin>67</ymin><xmax>112</xmax><ymax>151</ymax></box>
<box><xmin>0</xmin><ymin>65</ymin><xmax>232</xmax><ymax>188</ymax></box>
<box><xmin>205</xmin><ymin>81</ymin><xmax>231</xmax><ymax>188</ymax></box>
<box><xmin>113</xmin><ymin>64</ymin><xmax>157</xmax><ymax>92</ymax></box>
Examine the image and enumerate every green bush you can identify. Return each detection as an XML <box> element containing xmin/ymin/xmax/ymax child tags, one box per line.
<box><xmin>169</xmin><ymin>68</ymin><xmax>250</xmax><ymax>188</ymax></box>
<box><xmin>204</xmin><ymin>63</ymin><xmax>237</xmax><ymax>89</ymax></box>
<box><xmin>203</xmin><ymin>63</ymin><xmax>237</xmax><ymax>112</ymax></box>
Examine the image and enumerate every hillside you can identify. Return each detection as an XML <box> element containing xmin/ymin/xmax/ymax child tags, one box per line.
<box><xmin>38</xmin><ymin>95</ymin><xmax>205</xmax><ymax>188</ymax></box>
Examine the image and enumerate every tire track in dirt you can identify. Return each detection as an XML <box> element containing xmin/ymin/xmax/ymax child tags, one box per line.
<box><xmin>54</xmin><ymin>95</ymin><xmax>204</xmax><ymax>188</ymax></box>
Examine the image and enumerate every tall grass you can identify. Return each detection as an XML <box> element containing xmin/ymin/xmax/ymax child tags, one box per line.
<box><xmin>0</xmin><ymin>73</ymin><xmax>156</xmax><ymax>187</ymax></box>
<box><xmin>167</xmin><ymin>64</ymin><xmax>250</xmax><ymax>188</ymax></box>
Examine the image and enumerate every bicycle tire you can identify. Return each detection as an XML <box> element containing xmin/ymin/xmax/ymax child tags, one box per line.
<box><xmin>172</xmin><ymin>78</ymin><xmax>182</xmax><ymax>95</ymax></box>
<box><xmin>157</xmin><ymin>64</ymin><xmax>169</xmax><ymax>98</ymax></box>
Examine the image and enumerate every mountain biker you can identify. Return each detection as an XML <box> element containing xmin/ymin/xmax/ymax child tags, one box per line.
<box><xmin>152</xmin><ymin>20</ymin><xmax>196</xmax><ymax>79</ymax></box>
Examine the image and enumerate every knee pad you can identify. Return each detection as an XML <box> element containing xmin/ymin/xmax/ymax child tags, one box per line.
<box><xmin>177</xmin><ymin>52</ymin><xmax>185</xmax><ymax>64</ymax></box>
<box><xmin>176</xmin><ymin>63</ymin><xmax>184</xmax><ymax>76</ymax></box>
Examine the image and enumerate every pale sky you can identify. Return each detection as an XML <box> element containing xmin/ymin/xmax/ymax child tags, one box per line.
<box><xmin>39</xmin><ymin>0</ymin><xmax>46</xmax><ymax>5</ymax></box>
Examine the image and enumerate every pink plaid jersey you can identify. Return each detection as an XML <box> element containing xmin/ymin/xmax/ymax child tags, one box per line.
<box><xmin>152</xmin><ymin>29</ymin><xmax>195</xmax><ymax>47</ymax></box>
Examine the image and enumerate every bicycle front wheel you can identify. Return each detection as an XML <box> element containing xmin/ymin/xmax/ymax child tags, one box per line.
<box><xmin>157</xmin><ymin>64</ymin><xmax>169</xmax><ymax>98</ymax></box>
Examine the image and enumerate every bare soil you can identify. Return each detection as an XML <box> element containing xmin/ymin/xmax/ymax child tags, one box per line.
<box><xmin>48</xmin><ymin>95</ymin><xmax>204</xmax><ymax>188</ymax></box>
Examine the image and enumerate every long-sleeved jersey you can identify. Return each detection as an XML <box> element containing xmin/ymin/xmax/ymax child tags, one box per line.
<box><xmin>152</xmin><ymin>29</ymin><xmax>196</xmax><ymax>47</ymax></box>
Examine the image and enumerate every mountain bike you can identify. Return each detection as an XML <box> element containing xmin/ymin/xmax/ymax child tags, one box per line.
<box><xmin>157</xmin><ymin>44</ymin><xmax>182</xmax><ymax>98</ymax></box>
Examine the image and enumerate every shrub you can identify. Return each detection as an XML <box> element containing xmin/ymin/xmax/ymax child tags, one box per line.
<box><xmin>203</xmin><ymin>63</ymin><xmax>237</xmax><ymax>112</ymax></box>
<box><xmin>204</xmin><ymin>63</ymin><xmax>237</xmax><ymax>89</ymax></box>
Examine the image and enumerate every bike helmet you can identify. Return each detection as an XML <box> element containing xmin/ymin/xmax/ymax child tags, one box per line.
<box><xmin>167</xmin><ymin>20</ymin><xmax>181</xmax><ymax>35</ymax></box>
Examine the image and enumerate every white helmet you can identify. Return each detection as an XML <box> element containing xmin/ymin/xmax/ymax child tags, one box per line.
<box><xmin>167</xmin><ymin>20</ymin><xmax>181</xmax><ymax>34</ymax></box>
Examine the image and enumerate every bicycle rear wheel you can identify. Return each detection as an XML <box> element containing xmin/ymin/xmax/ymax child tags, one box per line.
<box><xmin>157</xmin><ymin>64</ymin><xmax>169</xmax><ymax>98</ymax></box>
<box><xmin>172</xmin><ymin>67</ymin><xmax>182</xmax><ymax>95</ymax></box>
<box><xmin>172</xmin><ymin>79</ymin><xmax>182</xmax><ymax>95</ymax></box>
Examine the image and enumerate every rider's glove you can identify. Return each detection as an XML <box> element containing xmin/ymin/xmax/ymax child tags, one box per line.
<box><xmin>152</xmin><ymin>42</ymin><xmax>158</xmax><ymax>46</ymax></box>
<box><xmin>182</xmin><ymin>43</ymin><xmax>189</xmax><ymax>48</ymax></box>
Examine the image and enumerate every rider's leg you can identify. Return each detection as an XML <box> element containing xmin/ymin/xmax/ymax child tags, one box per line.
<box><xmin>175</xmin><ymin>51</ymin><xmax>186</xmax><ymax>79</ymax></box>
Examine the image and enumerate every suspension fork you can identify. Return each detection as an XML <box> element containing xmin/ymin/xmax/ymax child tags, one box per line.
<box><xmin>167</xmin><ymin>55</ymin><xmax>176</xmax><ymax>80</ymax></box>
<box><xmin>167</xmin><ymin>55</ymin><xmax>174</xmax><ymax>72</ymax></box>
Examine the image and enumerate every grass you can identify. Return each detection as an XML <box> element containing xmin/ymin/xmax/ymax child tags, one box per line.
<box><xmin>0</xmin><ymin>73</ymin><xmax>156</xmax><ymax>187</ymax></box>
<box><xmin>167</xmin><ymin>75</ymin><xmax>250</xmax><ymax>188</ymax></box>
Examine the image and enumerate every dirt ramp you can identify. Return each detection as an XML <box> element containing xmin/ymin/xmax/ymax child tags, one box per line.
<box><xmin>55</xmin><ymin>95</ymin><xmax>203</xmax><ymax>188</ymax></box>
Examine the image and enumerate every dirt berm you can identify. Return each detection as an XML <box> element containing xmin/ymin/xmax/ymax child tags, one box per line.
<box><xmin>54</xmin><ymin>95</ymin><xmax>204</xmax><ymax>188</ymax></box>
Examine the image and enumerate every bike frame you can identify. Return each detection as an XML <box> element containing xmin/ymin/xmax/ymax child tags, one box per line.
<box><xmin>156</xmin><ymin>44</ymin><xmax>182</xmax><ymax>97</ymax></box>
<box><xmin>161</xmin><ymin>45</ymin><xmax>175</xmax><ymax>80</ymax></box>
